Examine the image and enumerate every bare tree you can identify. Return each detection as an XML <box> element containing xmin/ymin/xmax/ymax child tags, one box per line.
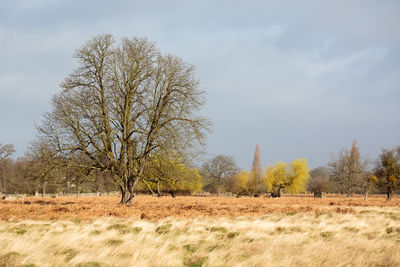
<box><xmin>25</xmin><ymin>140</ymin><xmax>62</xmax><ymax>197</ymax></box>
<box><xmin>201</xmin><ymin>155</ymin><xmax>239</xmax><ymax>195</ymax></box>
<box><xmin>37</xmin><ymin>34</ymin><xmax>209</xmax><ymax>204</ymax></box>
<box><xmin>0</xmin><ymin>143</ymin><xmax>15</xmax><ymax>161</ymax></box>
<box><xmin>329</xmin><ymin>139</ymin><xmax>365</xmax><ymax>197</ymax></box>
<box><xmin>0</xmin><ymin>144</ymin><xmax>15</xmax><ymax>195</ymax></box>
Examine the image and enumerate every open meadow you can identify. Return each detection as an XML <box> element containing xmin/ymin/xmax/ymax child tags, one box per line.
<box><xmin>0</xmin><ymin>195</ymin><xmax>400</xmax><ymax>266</ymax></box>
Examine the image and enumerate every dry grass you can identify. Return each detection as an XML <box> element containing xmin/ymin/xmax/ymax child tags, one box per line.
<box><xmin>1</xmin><ymin>208</ymin><xmax>400</xmax><ymax>266</ymax></box>
<box><xmin>1</xmin><ymin>196</ymin><xmax>400</xmax><ymax>266</ymax></box>
<box><xmin>1</xmin><ymin>195</ymin><xmax>399</xmax><ymax>221</ymax></box>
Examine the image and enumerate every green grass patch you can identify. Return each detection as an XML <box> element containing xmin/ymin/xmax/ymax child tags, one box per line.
<box><xmin>90</xmin><ymin>230</ymin><xmax>102</xmax><ymax>235</ymax></box>
<box><xmin>342</xmin><ymin>227</ymin><xmax>360</xmax><ymax>233</ymax></box>
<box><xmin>183</xmin><ymin>256</ymin><xmax>208</xmax><ymax>267</ymax></box>
<box><xmin>15</xmin><ymin>229</ymin><xmax>28</xmax><ymax>235</ymax></box>
<box><xmin>106</xmin><ymin>239</ymin><xmax>123</xmax><ymax>246</ymax></box>
<box><xmin>155</xmin><ymin>224</ymin><xmax>172</xmax><ymax>234</ymax></box>
<box><xmin>184</xmin><ymin>244</ymin><xmax>199</xmax><ymax>254</ymax></box>
<box><xmin>227</xmin><ymin>231</ymin><xmax>240</xmax><ymax>239</ymax></box>
<box><xmin>208</xmin><ymin>226</ymin><xmax>227</xmax><ymax>233</ymax></box>
<box><xmin>320</xmin><ymin>231</ymin><xmax>334</xmax><ymax>239</ymax></box>
<box><xmin>0</xmin><ymin>251</ymin><xmax>22</xmax><ymax>265</ymax></box>
<box><xmin>62</xmin><ymin>248</ymin><xmax>78</xmax><ymax>262</ymax></box>
<box><xmin>75</xmin><ymin>262</ymin><xmax>101</xmax><ymax>267</ymax></box>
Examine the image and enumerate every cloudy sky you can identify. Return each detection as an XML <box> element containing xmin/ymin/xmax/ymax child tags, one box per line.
<box><xmin>0</xmin><ymin>0</ymin><xmax>399</xmax><ymax>169</ymax></box>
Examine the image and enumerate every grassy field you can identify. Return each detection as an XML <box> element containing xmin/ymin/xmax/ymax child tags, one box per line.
<box><xmin>1</xmin><ymin>196</ymin><xmax>400</xmax><ymax>266</ymax></box>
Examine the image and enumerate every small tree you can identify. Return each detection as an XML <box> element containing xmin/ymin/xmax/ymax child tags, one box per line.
<box><xmin>374</xmin><ymin>146</ymin><xmax>400</xmax><ymax>201</ymax></box>
<box><xmin>201</xmin><ymin>155</ymin><xmax>239</xmax><ymax>195</ymax></box>
<box><xmin>307</xmin><ymin>166</ymin><xmax>330</xmax><ymax>198</ymax></box>
<box><xmin>143</xmin><ymin>154</ymin><xmax>202</xmax><ymax>197</ymax></box>
<box><xmin>233</xmin><ymin>171</ymin><xmax>260</xmax><ymax>197</ymax></box>
<box><xmin>362</xmin><ymin>173</ymin><xmax>377</xmax><ymax>201</ymax></box>
<box><xmin>264</xmin><ymin>159</ymin><xmax>310</xmax><ymax>197</ymax></box>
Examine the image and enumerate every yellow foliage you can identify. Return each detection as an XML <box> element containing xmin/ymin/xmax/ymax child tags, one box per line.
<box><xmin>264</xmin><ymin>159</ymin><xmax>310</xmax><ymax>195</ymax></box>
<box><xmin>143</xmin><ymin>154</ymin><xmax>203</xmax><ymax>195</ymax></box>
<box><xmin>389</xmin><ymin>175</ymin><xmax>397</xmax><ymax>183</ymax></box>
<box><xmin>370</xmin><ymin>175</ymin><xmax>378</xmax><ymax>183</ymax></box>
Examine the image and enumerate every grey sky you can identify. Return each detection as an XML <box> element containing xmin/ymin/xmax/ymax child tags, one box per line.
<box><xmin>0</xmin><ymin>0</ymin><xmax>399</xmax><ymax>170</ymax></box>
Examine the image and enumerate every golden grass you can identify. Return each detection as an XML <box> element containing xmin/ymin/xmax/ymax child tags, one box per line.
<box><xmin>1</xmin><ymin>207</ymin><xmax>400</xmax><ymax>266</ymax></box>
<box><xmin>1</xmin><ymin>195</ymin><xmax>399</xmax><ymax>220</ymax></box>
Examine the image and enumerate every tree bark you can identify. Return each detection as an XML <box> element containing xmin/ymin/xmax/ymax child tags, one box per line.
<box><xmin>386</xmin><ymin>186</ymin><xmax>393</xmax><ymax>202</ymax></box>
<box><xmin>42</xmin><ymin>180</ymin><xmax>46</xmax><ymax>197</ymax></box>
<box><xmin>119</xmin><ymin>179</ymin><xmax>135</xmax><ymax>204</ymax></box>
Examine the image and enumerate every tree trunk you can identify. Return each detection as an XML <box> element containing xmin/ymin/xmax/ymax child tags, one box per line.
<box><xmin>386</xmin><ymin>186</ymin><xmax>393</xmax><ymax>202</ymax></box>
<box><xmin>42</xmin><ymin>180</ymin><xmax>46</xmax><ymax>197</ymax></box>
<box><xmin>277</xmin><ymin>187</ymin><xmax>281</xmax><ymax>197</ymax></box>
<box><xmin>76</xmin><ymin>184</ymin><xmax>80</xmax><ymax>198</ymax></box>
<box><xmin>157</xmin><ymin>181</ymin><xmax>161</xmax><ymax>197</ymax></box>
<box><xmin>363</xmin><ymin>191</ymin><xmax>368</xmax><ymax>201</ymax></box>
<box><xmin>120</xmin><ymin>181</ymin><xmax>135</xmax><ymax>204</ymax></box>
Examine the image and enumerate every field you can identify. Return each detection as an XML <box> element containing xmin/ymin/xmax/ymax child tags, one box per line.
<box><xmin>1</xmin><ymin>196</ymin><xmax>400</xmax><ymax>266</ymax></box>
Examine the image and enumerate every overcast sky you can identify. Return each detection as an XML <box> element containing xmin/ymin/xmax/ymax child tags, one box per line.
<box><xmin>0</xmin><ymin>0</ymin><xmax>399</xmax><ymax>169</ymax></box>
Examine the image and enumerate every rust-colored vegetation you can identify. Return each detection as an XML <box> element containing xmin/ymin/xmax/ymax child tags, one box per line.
<box><xmin>1</xmin><ymin>195</ymin><xmax>399</xmax><ymax>221</ymax></box>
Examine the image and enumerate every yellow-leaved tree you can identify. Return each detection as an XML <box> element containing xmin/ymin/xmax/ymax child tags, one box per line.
<box><xmin>142</xmin><ymin>154</ymin><xmax>203</xmax><ymax>197</ymax></box>
<box><xmin>264</xmin><ymin>159</ymin><xmax>310</xmax><ymax>197</ymax></box>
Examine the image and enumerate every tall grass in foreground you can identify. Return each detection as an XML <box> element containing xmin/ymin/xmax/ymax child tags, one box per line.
<box><xmin>0</xmin><ymin>207</ymin><xmax>399</xmax><ymax>266</ymax></box>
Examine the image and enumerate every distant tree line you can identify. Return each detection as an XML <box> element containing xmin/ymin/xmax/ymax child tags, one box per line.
<box><xmin>0</xmin><ymin>141</ymin><xmax>399</xmax><ymax>201</ymax></box>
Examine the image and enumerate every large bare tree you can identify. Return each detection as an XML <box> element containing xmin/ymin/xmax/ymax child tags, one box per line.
<box><xmin>37</xmin><ymin>34</ymin><xmax>209</xmax><ymax>203</ymax></box>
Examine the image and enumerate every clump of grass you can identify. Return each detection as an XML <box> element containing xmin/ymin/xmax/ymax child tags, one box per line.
<box><xmin>62</xmin><ymin>248</ymin><xmax>78</xmax><ymax>262</ymax></box>
<box><xmin>275</xmin><ymin>226</ymin><xmax>286</xmax><ymax>233</ymax></box>
<box><xmin>386</xmin><ymin>227</ymin><xmax>393</xmax><ymax>234</ymax></box>
<box><xmin>364</xmin><ymin>231</ymin><xmax>379</xmax><ymax>240</ymax></box>
<box><xmin>227</xmin><ymin>231</ymin><xmax>240</xmax><ymax>239</ymax></box>
<box><xmin>131</xmin><ymin>226</ymin><xmax>142</xmax><ymax>234</ymax></box>
<box><xmin>106</xmin><ymin>239</ymin><xmax>123</xmax><ymax>246</ymax></box>
<box><xmin>242</xmin><ymin>237</ymin><xmax>254</xmax><ymax>243</ymax></box>
<box><xmin>343</xmin><ymin>227</ymin><xmax>359</xmax><ymax>233</ymax></box>
<box><xmin>183</xmin><ymin>256</ymin><xmax>208</xmax><ymax>267</ymax></box>
<box><xmin>0</xmin><ymin>251</ymin><xmax>22</xmax><ymax>265</ymax></box>
<box><xmin>75</xmin><ymin>262</ymin><xmax>101</xmax><ymax>267</ymax></box>
<box><xmin>119</xmin><ymin>253</ymin><xmax>133</xmax><ymax>258</ymax></box>
<box><xmin>90</xmin><ymin>230</ymin><xmax>102</xmax><ymax>235</ymax></box>
<box><xmin>71</xmin><ymin>218</ymin><xmax>82</xmax><ymax>224</ymax></box>
<box><xmin>208</xmin><ymin>226</ymin><xmax>227</xmax><ymax>233</ymax></box>
<box><xmin>184</xmin><ymin>244</ymin><xmax>199</xmax><ymax>254</ymax></box>
<box><xmin>15</xmin><ymin>228</ymin><xmax>28</xmax><ymax>235</ymax></box>
<box><xmin>155</xmin><ymin>223</ymin><xmax>172</xmax><ymax>234</ymax></box>
<box><xmin>320</xmin><ymin>231</ymin><xmax>334</xmax><ymax>239</ymax></box>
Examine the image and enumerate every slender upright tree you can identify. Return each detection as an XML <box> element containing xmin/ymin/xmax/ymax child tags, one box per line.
<box><xmin>248</xmin><ymin>144</ymin><xmax>265</xmax><ymax>194</ymax></box>
<box><xmin>251</xmin><ymin>144</ymin><xmax>262</xmax><ymax>178</ymax></box>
